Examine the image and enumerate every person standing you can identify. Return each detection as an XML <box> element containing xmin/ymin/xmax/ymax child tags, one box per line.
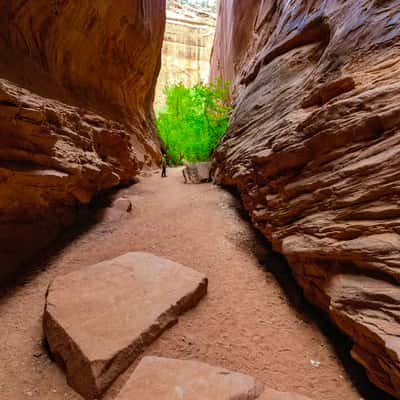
<box><xmin>182</xmin><ymin>157</ymin><xmax>189</xmax><ymax>183</ymax></box>
<box><xmin>161</xmin><ymin>154</ymin><xmax>167</xmax><ymax>178</ymax></box>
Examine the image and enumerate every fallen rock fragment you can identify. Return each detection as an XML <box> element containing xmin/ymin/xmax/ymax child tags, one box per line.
<box><xmin>113</xmin><ymin>197</ymin><xmax>133</xmax><ymax>212</ymax></box>
<box><xmin>115</xmin><ymin>357</ymin><xmax>311</xmax><ymax>400</ymax></box>
<box><xmin>43</xmin><ymin>252</ymin><xmax>207</xmax><ymax>399</ymax></box>
<box><xmin>183</xmin><ymin>161</ymin><xmax>212</xmax><ymax>184</ymax></box>
<box><xmin>100</xmin><ymin>197</ymin><xmax>133</xmax><ymax>222</ymax></box>
<box><xmin>116</xmin><ymin>357</ymin><xmax>262</xmax><ymax>399</ymax></box>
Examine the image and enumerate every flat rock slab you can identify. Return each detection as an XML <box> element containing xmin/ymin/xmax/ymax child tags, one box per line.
<box><xmin>115</xmin><ymin>357</ymin><xmax>263</xmax><ymax>400</ymax></box>
<box><xmin>115</xmin><ymin>357</ymin><xmax>311</xmax><ymax>400</ymax></box>
<box><xmin>43</xmin><ymin>252</ymin><xmax>207</xmax><ymax>399</ymax></box>
<box><xmin>258</xmin><ymin>389</ymin><xmax>311</xmax><ymax>400</ymax></box>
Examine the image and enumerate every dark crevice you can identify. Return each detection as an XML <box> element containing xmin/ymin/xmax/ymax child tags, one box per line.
<box><xmin>0</xmin><ymin>182</ymin><xmax>136</xmax><ymax>295</ymax></box>
<box><xmin>0</xmin><ymin>99</ymin><xmax>18</xmax><ymax>107</ymax></box>
<box><xmin>241</xmin><ymin>15</ymin><xmax>331</xmax><ymax>85</ymax></box>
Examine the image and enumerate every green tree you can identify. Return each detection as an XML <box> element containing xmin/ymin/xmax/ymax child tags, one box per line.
<box><xmin>156</xmin><ymin>80</ymin><xmax>230</xmax><ymax>165</ymax></box>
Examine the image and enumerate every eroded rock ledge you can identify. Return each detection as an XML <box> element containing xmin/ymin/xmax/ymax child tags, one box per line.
<box><xmin>0</xmin><ymin>0</ymin><xmax>165</xmax><ymax>282</ymax></box>
<box><xmin>211</xmin><ymin>0</ymin><xmax>400</xmax><ymax>397</ymax></box>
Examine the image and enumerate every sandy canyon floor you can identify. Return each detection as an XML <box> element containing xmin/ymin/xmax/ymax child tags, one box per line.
<box><xmin>0</xmin><ymin>168</ymin><xmax>392</xmax><ymax>400</ymax></box>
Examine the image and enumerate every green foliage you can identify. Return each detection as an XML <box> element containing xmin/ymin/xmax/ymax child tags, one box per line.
<box><xmin>156</xmin><ymin>80</ymin><xmax>231</xmax><ymax>165</ymax></box>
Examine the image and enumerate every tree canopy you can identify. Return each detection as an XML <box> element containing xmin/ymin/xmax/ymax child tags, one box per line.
<box><xmin>156</xmin><ymin>80</ymin><xmax>230</xmax><ymax>165</ymax></box>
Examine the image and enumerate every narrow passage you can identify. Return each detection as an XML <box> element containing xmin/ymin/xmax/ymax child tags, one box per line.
<box><xmin>0</xmin><ymin>168</ymin><xmax>365</xmax><ymax>399</ymax></box>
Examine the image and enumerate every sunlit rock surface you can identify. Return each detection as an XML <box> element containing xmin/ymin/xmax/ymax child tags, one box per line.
<box><xmin>44</xmin><ymin>252</ymin><xmax>207</xmax><ymax>399</ymax></box>
<box><xmin>115</xmin><ymin>357</ymin><xmax>311</xmax><ymax>400</ymax></box>
<box><xmin>155</xmin><ymin>0</ymin><xmax>216</xmax><ymax>110</ymax></box>
<box><xmin>211</xmin><ymin>1</ymin><xmax>400</xmax><ymax>397</ymax></box>
<box><xmin>0</xmin><ymin>0</ymin><xmax>165</xmax><ymax>283</ymax></box>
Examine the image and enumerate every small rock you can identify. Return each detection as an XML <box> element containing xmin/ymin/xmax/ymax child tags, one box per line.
<box><xmin>113</xmin><ymin>197</ymin><xmax>132</xmax><ymax>212</ymax></box>
<box><xmin>175</xmin><ymin>386</ymin><xmax>184</xmax><ymax>398</ymax></box>
<box><xmin>100</xmin><ymin>197</ymin><xmax>132</xmax><ymax>222</ymax></box>
<box><xmin>310</xmin><ymin>359</ymin><xmax>321</xmax><ymax>367</ymax></box>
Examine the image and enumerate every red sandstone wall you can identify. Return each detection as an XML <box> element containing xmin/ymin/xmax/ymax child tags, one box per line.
<box><xmin>0</xmin><ymin>0</ymin><xmax>166</xmax><ymax>283</ymax></box>
<box><xmin>211</xmin><ymin>1</ymin><xmax>400</xmax><ymax>397</ymax></box>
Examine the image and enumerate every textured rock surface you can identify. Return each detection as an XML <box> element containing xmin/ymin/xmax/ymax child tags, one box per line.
<box><xmin>211</xmin><ymin>0</ymin><xmax>400</xmax><ymax>397</ymax></box>
<box><xmin>43</xmin><ymin>252</ymin><xmax>207</xmax><ymax>399</ymax></box>
<box><xmin>0</xmin><ymin>79</ymin><xmax>137</xmax><ymax>282</ymax></box>
<box><xmin>115</xmin><ymin>357</ymin><xmax>310</xmax><ymax>400</ymax></box>
<box><xmin>183</xmin><ymin>161</ymin><xmax>212</xmax><ymax>183</ymax></box>
<box><xmin>0</xmin><ymin>0</ymin><xmax>165</xmax><ymax>130</ymax></box>
<box><xmin>0</xmin><ymin>1</ymin><xmax>165</xmax><ymax>282</ymax></box>
<box><xmin>258</xmin><ymin>390</ymin><xmax>311</xmax><ymax>400</ymax></box>
<box><xmin>155</xmin><ymin>0</ymin><xmax>216</xmax><ymax>110</ymax></box>
<box><xmin>99</xmin><ymin>197</ymin><xmax>133</xmax><ymax>222</ymax></box>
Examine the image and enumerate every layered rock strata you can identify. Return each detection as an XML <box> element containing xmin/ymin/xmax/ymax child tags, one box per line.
<box><xmin>155</xmin><ymin>0</ymin><xmax>216</xmax><ymax>110</ymax></box>
<box><xmin>211</xmin><ymin>0</ymin><xmax>400</xmax><ymax>397</ymax></box>
<box><xmin>0</xmin><ymin>1</ymin><xmax>165</xmax><ymax>282</ymax></box>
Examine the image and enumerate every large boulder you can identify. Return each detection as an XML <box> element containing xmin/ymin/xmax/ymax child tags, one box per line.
<box><xmin>43</xmin><ymin>252</ymin><xmax>207</xmax><ymax>399</ymax></box>
<box><xmin>115</xmin><ymin>357</ymin><xmax>310</xmax><ymax>400</ymax></box>
<box><xmin>0</xmin><ymin>0</ymin><xmax>165</xmax><ymax>283</ymax></box>
<box><xmin>211</xmin><ymin>0</ymin><xmax>400</xmax><ymax>397</ymax></box>
<box><xmin>183</xmin><ymin>161</ymin><xmax>212</xmax><ymax>184</ymax></box>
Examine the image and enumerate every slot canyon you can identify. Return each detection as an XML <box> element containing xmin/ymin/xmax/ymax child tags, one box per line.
<box><xmin>0</xmin><ymin>1</ymin><xmax>399</xmax><ymax>400</ymax></box>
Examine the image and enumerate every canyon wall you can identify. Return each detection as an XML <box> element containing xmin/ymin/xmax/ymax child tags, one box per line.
<box><xmin>0</xmin><ymin>0</ymin><xmax>165</xmax><ymax>283</ymax></box>
<box><xmin>155</xmin><ymin>0</ymin><xmax>215</xmax><ymax>110</ymax></box>
<box><xmin>211</xmin><ymin>1</ymin><xmax>400</xmax><ymax>398</ymax></box>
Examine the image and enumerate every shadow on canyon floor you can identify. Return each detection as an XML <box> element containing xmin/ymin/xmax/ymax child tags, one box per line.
<box><xmin>0</xmin><ymin>185</ymin><xmax>127</xmax><ymax>299</ymax></box>
<box><xmin>224</xmin><ymin>187</ymin><xmax>395</xmax><ymax>400</ymax></box>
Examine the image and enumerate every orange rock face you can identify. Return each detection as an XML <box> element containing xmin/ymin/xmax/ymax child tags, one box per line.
<box><xmin>212</xmin><ymin>1</ymin><xmax>400</xmax><ymax>398</ymax></box>
<box><xmin>0</xmin><ymin>1</ymin><xmax>165</xmax><ymax>282</ymax></box>
<box><xmin>155</xmin><ymin>1</ymin><xmax>216</xmax><ymax>110</ymax></box>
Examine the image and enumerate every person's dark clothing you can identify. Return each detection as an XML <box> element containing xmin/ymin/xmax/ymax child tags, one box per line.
<box><xmin>161</xmin><ymin>155</ymin><xmax>167</xmax><ymax>177</ymax></box>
